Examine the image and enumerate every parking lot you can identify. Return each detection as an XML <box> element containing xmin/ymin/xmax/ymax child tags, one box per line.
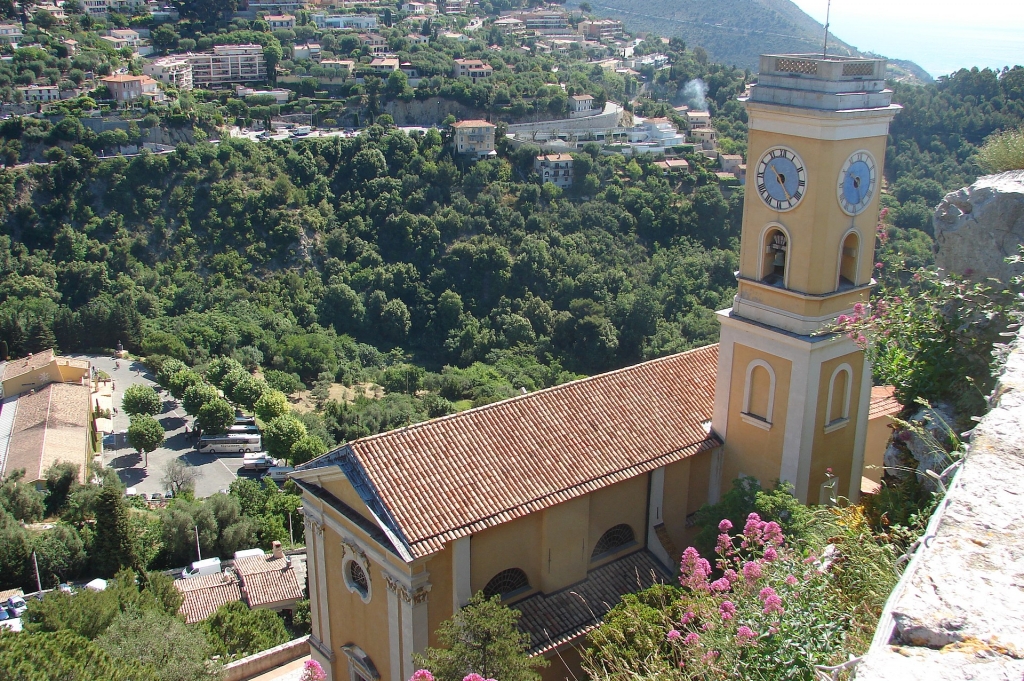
<box><xmin>72</xmin><ymin>354</ymin><xmax>265</xmax><ymax>499</ymax></box>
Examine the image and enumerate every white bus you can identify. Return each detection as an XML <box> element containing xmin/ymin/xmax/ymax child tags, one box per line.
<box><xmin>197</xmin><ymin>433</ymin><xmax>262</xmax><ymax>454</ymax></box>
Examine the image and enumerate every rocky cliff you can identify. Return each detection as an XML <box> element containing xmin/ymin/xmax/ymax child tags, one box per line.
<box><xmin>933</xmin><ymin>170</ymin><xmax>1024</xmax><ymax>282</ymax></box>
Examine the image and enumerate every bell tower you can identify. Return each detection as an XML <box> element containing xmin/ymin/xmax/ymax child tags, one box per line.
<box><xmin>710</xmin><ymin>55</ymin><xmax>900</xmax><ymax>504</ymax></box>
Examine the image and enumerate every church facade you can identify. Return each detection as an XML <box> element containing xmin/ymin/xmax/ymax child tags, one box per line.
<box><xmin>292</xmin><ymin>54</ymin><xmax>902</xmax><ymax>681</ymax></box>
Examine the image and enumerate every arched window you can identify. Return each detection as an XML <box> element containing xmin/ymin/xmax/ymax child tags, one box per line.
<box><xmin>591</xmin><ymin>524</ymin><xmax>636</xmax><ymax>560</ymax></box>
<box><xmin>742</xmin><ymin>359</ymin><xmax>776</xmax><ymax>429</ymax></box>
<box><xmin>482</xmin><ymin>568</ymin><xmax>529</xmax><ymax>600</ymax></box>
<box><xmin>825</xmin><ymin>364</ymin><xmax>853</xmax><ymax>431</ymax></box>
<box><xmin>761</xmin><ymin>227</ymin><xmax>789</xmax><ymax>288</ymax></box>
<box><xmin>348</xmin><ymin>561</ymin><xmax>369</xmax><ymax>597</ymax></box>
<box><xmin>838</xmin><ymin>231</ymin><xmax>859</xmax><ymax>290</ymax></box>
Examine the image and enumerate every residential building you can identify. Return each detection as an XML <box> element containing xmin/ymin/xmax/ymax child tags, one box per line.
<box><xmin>187</xmin><ymin>44</ymin><xmax>267</xmax><ymax>86</ymax></box>
<box><xmin>247</xmin><ymin>0</ymin><xmax>306</xmax><ymax>11</ymax></box>
<box><xmin>569</xmin><ymin>93</ymin><xmax>593</xmax><ymax>117</ymax></box>
<box><xmin>719</xmin><ymin>153</ymin><xmax>745</xmax><ymax>183</ymax></box>
<box><xmin>369</xmin><ymin>57</ymin><xmax>400</xmax><ymax>74</ymax></box>
<box><xmin>452</xmin><ymin>58</ymin><xmax>492</xmax><ymax>83</ymax></box>
<box><xmin>0</xmin><ymin>23</ymin><xmax>22</xmax><ymax>44</ymax></box>
<box><xmin>235</xmin><ymin>85</ymin><xmax>291</xmax><ymax>103</ymax></box>
<box><xmin>578</xmin><ymin>19</ymin><xmax>622</xmax><ymax>41</ymax></box>
<box><xmin>493</xmin><ymin>17</ymin><xmax>524</xmax><ymax>36</ymax></box>
<box><xmin>452</xmin><ymin>119</ymin><xmax>495</xmax><ymax>157</ymax></box>
<box><xmin>101</xmin><ymin>28</ymin><xmax>141</xmax><ymax>51</ymax></box>
<box><xmin>321</xmin><ymin>59</ymin><xmax>355</xmax><ymax>73</ymax></box>
<box><xmin>293</xmin><ymin>42</ymin><xmax>322</xmax><ymax>61</ymax></box>
<box><xmin>143</xmin><ymin>55</ymin><xmax>194</xmax><ymax>90</ymax></box>
<box><xmin>295</xmin><ymin>53</ymin><xmax>904</xmax><ymax>681</ymax></box>
<box><xmin>654</xmin><ymin>158</ymin><xmax>691</xmax><ymax>175</ymax></box>
<box><xmin>684</xmin><ymin>109</ymin><xmax>711</xmax><ymax>130</ymax></box>
<box><xmin>30</xmin><ymin>3</ymin><xmax>68</xmax><ymax>23</ymax></box>
<box><xmin>442</xmin><ymin>0</ymin><xmax>466</xmax><ymax>12</ymax></box>
<box><xmin>61</xmin><ymin>38</ymin><xmax>78</xmax><ymax>55</ymax></box>
<box><xmin>535</xmin><ymin>153</ymin><xmax>573</xmax><ymax>188</ymax></box>
<box><xmin>176</xmin><ymin>572</ymin><xmax>243</xmax><ymax>624</ymax></box>
<box><xmin>515</xmin><ymin>9</ymin><xmax>567</xmax><ymax>33</ymax></box>
<box><xmin>690</xmin><ymin>126</ymin><xmax>717</xmax><ymax>150</ymax></box>
<box><xmin>83</xmin><ymin>0</ymin><xmax>110</xmax><ymax>16</ymax></box>
<box><xmin>405</xmin><ymin>33</ymin><xmax>429</xmax><ymax>45</ymax></box>
<box><xmin>359</xmin><ymin>33</ymin><xmax>388</xmax><ymax>55</ymax></box>
<box><xmin>0</xmin><ymin>381</ymin><xmax>92</xmax><ymax>487</ymax></box>
<box><xmin>264</xmin><ymin>13</ymin><xmax>295</xmax><ymax>29</ymax></box>
<box><xmin>1</xmin><ymin>351</ymin><xmax>90</xmax><ymax>400</ymax></box>
<box><xmin>101</xmin><ymin>73</ymin><xmax>163</xmax><ymax>102</ymax></box>
<box><xmin>438</xmin><ymin>30</ymin><xmax>468</xmax><ymax>42</ymax></box>
<box><xmin>311</xmin><ymin>13</ymin><xmax>378</xmax><ymax>30</ymax></box>
<box><xmin>401</xmin><ymin>1</ymin><xmax>436</xmax><ymax>13</ymax></box>
<box><xmin>18</xmin><ymin>84</ymin><xmax>61</xmax><ymax>102</ymax></box>
<box><xmin>82</xmin><ymin>0</ymin><xmax>145</xmax><ymax>16</ymax></box>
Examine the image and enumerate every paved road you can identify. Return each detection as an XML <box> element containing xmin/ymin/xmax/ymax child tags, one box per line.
<box><xmin>70</xmin><ymin>354</ymin><xmax>264</xmax><ymax>498</ymax></box>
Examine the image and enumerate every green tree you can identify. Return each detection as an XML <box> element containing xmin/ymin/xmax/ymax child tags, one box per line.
<box><xmin>0</xmin><ymin>469</ymin><xmax>45</xmax><ymax>522</ymax></box>
<box><xmin>167</xmin><ymin>369</ymin><xmax>203</xmax><ymax>401</ymax></box>
<box><xmin>205</xmin><ymin>357</ymin><xmax>244</xmax><ymax>388</ymax></box>
<box><xmin>414</xmin><ymin>592</ymin><xmax>545</xmax><ymax>681</ymax></box>
<box><xmin>0</xmin><ymin>508</ymin><xmax>30</xmax><ymax>589</ymax></box>
<box><xmin>171</xmin><ymin>0</ymin><xmax>235</xmax><ymax>23</ymax></box>
<box><xmin>121</xmin><ymin>384</ymin><xmax>162</xmax><ymax>417</ymax></box>
<box><xmin>196</xmin><ymin>398</ymin><xmax>234</xmax><ymax>434</ymax></box>
<box><xmin>156</xmin><ymin>359</ymin><xmax>187</xmax><ymax>390</ymax></box>
<box><xmin>91</xmin><ymin>485</ymin><xmax>142</xmax><ymax>577</ymax></box>
<box><xmin>202</xmin><ymin>601</ymin><xmax>290</xmax><ymax>660</ymax></box>
<box><xmin>127</xmin><ymin>415</ymin><xmax>165</xmax><ymax>462</ymax></box>
<box><xmin>0</xmin><ymin>629</ymin><xmax>153</xmax><ymax>681</ymax></box>
<box><xmin>182</xmin><ymin>381</ymin><xmax>219</xmax><ymax>416</ymax></box>
<box><xmin>255</xmin><ymin>388</ymin><xmax>289</xmax><ymax>422</ymax></box>
<box><xmin>33</xmin><ymin>524</ymin><xmax>88</xmax><ymax>587</ymax></box>
<box><xmin>289</xmin><ymin>434</ymin><xmax>327</xmax><ymax>465</ymax></box>
<box><xmin>97</xmin><ymin>608</ymin><xmax>221</xmax><ymax>681</ymax></box>
<box><xmin>263</xmin><ymin>415</ymin><xmax>307</xmax><ymax>460</ymax></box>
<box><xmin>161</xmin><ymin>459</ymin><xmax>200</xmax><ymax>498</ymax></box>
<box><xmin>43</xmin><ymin>462</ymin><xmax>80</xmax><ymax>517</ymax></box>
<box><xmin>229</xmin><ymin>374</ymin><xmax>267</xmax><ymax>411</ymax></box>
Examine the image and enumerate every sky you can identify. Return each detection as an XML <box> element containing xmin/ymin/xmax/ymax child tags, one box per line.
<box><xmin>789</xmin><ymin>0</ymin><xmax>1024</xmax><ymax>78</ymax></box>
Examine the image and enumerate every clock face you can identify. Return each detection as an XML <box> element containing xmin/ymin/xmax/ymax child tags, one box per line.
<box><xmin>837</xmin><ymin>151</ymin><xmax>877</xmax><ymax>216</ymax></box>
<box><xmin>755</xmin><ymin>147</ymin><xmax>807</xmax><ymax>212</ymax></box>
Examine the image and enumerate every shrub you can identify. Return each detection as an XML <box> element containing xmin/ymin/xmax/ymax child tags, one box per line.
<box><xmin>978</xmin><ymin>126</ymin><xmax>1024</xmax><ymax>173</ymax></box>
<box><xmin>264</xmin><ymin>370</ymin><xmax>305</xmax><ymax>394</ymax></box>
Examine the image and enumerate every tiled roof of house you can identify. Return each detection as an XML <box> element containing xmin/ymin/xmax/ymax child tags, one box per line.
<box><xmin>174</xmin><ymin>573</ymin><xmax>242</xmax><ymax>624</ymax></box>
<box><xmin>452</xmin><ymin>119</ymin><xmax>495</xmax><ymax>128</ymax></box>
<box><xmin>869</xmin><ymin>385</ymin><xmax>902</xmax><ymax>420</ymax></box>
<box><xmin>298</xmin><ymin>345</ymin><xmax>720</xmax><ymax>559</ymax></box>
<box><xmin>2</xmin><ymin>350</ymin><xmax>55</xmax><ymax>381</ymax></box>
<box><xmin>514</xmin><ymin>549</ymin><xmax>670</xmax><ymax>655</ymax></box>
<box><xmin>234</xmin><ymin>554</ymin><xmax>305</xmax><ymax>609</ymax></box>
<box><xmin>4</xmin><ymin>382</ymin><xmax>90</xmax><ymax>483</ymax></box>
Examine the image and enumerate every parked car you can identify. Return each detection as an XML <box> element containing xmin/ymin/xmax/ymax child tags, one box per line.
<box><xmin>5</xmin><ymin>596</ymin><xmax>26</xmax><ymax>617</ymax></box>
<box><xmin>181</xmin><ymin>557</ymin><xmax>222</xmax><ymax>579</ymax></box>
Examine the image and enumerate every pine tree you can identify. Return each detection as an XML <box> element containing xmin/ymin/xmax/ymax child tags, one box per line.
<box><xmin>91</xmin><ymin>485</ymin><xmax>142</xmax><ymax>578</ymax></box>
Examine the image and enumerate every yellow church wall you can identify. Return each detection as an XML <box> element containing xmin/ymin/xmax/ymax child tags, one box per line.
<box><xmin>735</xmin><ymin>279</ymin><xmax>869</xmax><ymax>320</ymax></box>
<box><xmin>319</xmin><ymin>476</ymin><xmax>376</xmax><ymax>527</ymax></box>
<box><xmin>470</xmin><ymin>512</ymin><xmax>543</xmax><ymax>600</ymax></box>
<box><xmin>662</xmin><ymin>458</ymin><xmax>692</xmax><ymax>561</ymax></box>
<box><xmin>320</xmin><ymin>517</ymin><xmax>397</xmax><ymax>681</ymax></box>
<box><xmin>808</xmin><ymin>352</ymin><xmax>866</xmax><ymax>502</ymax></box>
<box><xmin>539</xmin><ymin>495</ymin><xmax>590</xmax><ymax>592</ymax></box>
<box><xmin>739</xmin><ymin>132</ymin><xmax>889</xmax><ymax>296</ymax></box>
<box><xmin>540</xmin><ymin>645</ymin><xmax>584</xmax><ymax>681</ymax></box>
<box><xmin>424</xmin><ymin>545</ymin><xmax>454</xmax><ymax>648</ymax></box>
<box><xmin>722</xmin><ymin>345</ymin><xmax>792</xmax><ymax>490</ymax></box>
<box><xmin>587</xmin><ymin>475</ymin><xmax>648</xmax><ymax>568</ymax></box>
<box><xmin>864</xmin><ymin>414</ymin><xmax>894</xmax><ymax>486</ymax></box>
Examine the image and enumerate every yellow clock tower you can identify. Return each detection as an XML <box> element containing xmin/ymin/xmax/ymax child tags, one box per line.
<box><xmin>710</xmin><ymin>55</ymin><xmax>900</xmax><ymax>504</ymax></box>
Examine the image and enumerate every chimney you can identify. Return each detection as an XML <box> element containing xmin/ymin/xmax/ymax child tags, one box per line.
<box><xmin>272</xmin><ymin>541</ymin><xmax>284</xmax><ymax>560</ymax></box>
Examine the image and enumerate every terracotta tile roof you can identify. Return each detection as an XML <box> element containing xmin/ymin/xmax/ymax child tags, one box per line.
<box><xmin>452</xmin><ymin>119</ymin><xmax>495</xmax><ymax>128</ymax></box>
<box><xmin>298</xmin><ymin>345</ymin><xmax>720</xmax><ymax>559</ymax></box>
<box><xmin>4</xmin><ymin>382</ymin><xmax>90</xmax><ymax>483</ymax></box>
<box><xmin>174</xmin><ymin>573</ymin><xmax>242</xmax><ymax>624</ymax></box>
<box><xmin>0</xmin><ymin>588</ymin><xmax>24</xmax><ymax>602</ymax></box>
<box><xmin>869</xmin><ymin>385</ymin><xmax>902</xmax><ymax>420</ymax></box>
<box><xmin>2</xmin><ymin>350</ymin><xmax>55</xmax><ymax>381</ymax></box>
<box><xmin>234</xmin><ymin>555</ymin><xmax>304</xmax><ymax>609</ymax></box>
<box><xmin>514</xmin><ymin>550</ymin><xmax>670</xmax><ymax>655</ymax></box>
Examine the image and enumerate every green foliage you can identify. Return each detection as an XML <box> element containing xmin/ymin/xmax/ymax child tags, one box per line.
<box><xmin>32</xmin><ymin>523</ymin><xmax>89</xmax><ymax>587</ymax></box>
<box><xmin>0</xmin><ymin>629</ymin><xmax>152</xmax><ymax>681</ymax></box>
<box><xmin>202</xmin><ymin>601</ymin><xmax>291</xmax><ymax>661</ymax></box>
<box><xmin>264</xmin><ymin>370</ymin><xmax>305</xmax><ymax>394</ymax></box>
<box><xmin>290</xmin><ymin>434</ymin><xmax>328</xmax><ymax>465</ymax></box>
<box><xmin>978</xmin><ymin>126</ymin><xmax>1024</xmax><ymax>172</ymax></box>
<box><xmin>44</xmin><ymin>462</ymin><xmax>80</xmax><ymax>517</ymax></box>
<box><xmin>414</xmin><ymin>592</ymin><xmax>546</xmax><ymax>681</ymax></box>
<box><xmin>97</xmin><ymin>607</ymin><xmax>221</xmax><ymax>681</ymax></box>
<box><xmin>121</xmin><ymin>384</ymin><xmax>162</xmax><ymax>417</ymax></box>
<box><xmin>0</xmin><ymin>469</ymin><xmax>45</xmax><ymax>522</ymax></box>
<box><xmin>0</xmin><ymin>508</ymin><xmax>31</xmax><ymax>590</ymax></box>
<box><xmin>127</xmin><ymin>415</ymin><xmax>165</xmax><ymax>455</ymax></box>
<box><xmin>196</xmin><ymin>397</ymin><xmax>234</xmax><ymax>434</ymax></box>
<box><xmin>157</xmin><ymin>493</ymin><xmax>258</xmax><ymax>567</ymax></box>
<box><xmin>255</xmin><ymin>388</ymin><xmax>290</xmax><ymax>422</ymax></box>
<box><xmin>263</xmin><ymin>415</ymin><xmax>307</xmax><ymax>460</ymax></box>
<box><xmin>167</xmin><ymin>369</ymin><xmax>203</xmax><ymax>401</ymax></box>
<box><xmin>182</xmin><ymin>381</ymin><xmax>219</xmax><ymax>417</ymax></box>
<box><xmin>91</xmin><ymin>485</ymin><xmax>142</xmax><ymax>577</ymax></box>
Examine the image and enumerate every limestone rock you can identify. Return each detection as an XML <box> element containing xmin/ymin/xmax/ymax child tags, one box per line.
<box><xmin>934</xmin><ymin>170</ymin><xmax>1024</xmax><ymax>282</ymax></box>
<box><xmin>883</xmin><ymin>403</ymin><xmax>958</xmax><ymax>490</ymax></box>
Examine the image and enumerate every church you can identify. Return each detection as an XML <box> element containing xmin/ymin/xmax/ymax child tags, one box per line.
<box><xmin>291</xmin><ymin>53</ymin><xmax>903</xmax><ymax>681</ymax></box>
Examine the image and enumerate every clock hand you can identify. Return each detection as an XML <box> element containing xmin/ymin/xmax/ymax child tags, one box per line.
<box><xmin>771</xmin><ymin>165</ymin><xmax>791</xmax><ymax>201</ymax></box>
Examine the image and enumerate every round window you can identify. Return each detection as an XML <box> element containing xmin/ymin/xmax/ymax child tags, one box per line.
<box><xmin>348</xmin><ymin>561</ymin><xmax>368</xmax><ymax>596</ymax></box>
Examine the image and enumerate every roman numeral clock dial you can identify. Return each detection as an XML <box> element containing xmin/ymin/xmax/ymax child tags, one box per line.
<box><xmin>837</xmin><ymin>150</ymin><xmax>877</xmax><ymax>216</ymax></box>
<box><xmin>755</xmin><ymin>147</ymin><xmax>807</xmax><ymax>212</ymax></box>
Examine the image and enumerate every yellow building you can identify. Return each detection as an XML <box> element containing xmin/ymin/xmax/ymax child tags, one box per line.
<box><xmin>711</xmin><ymin>54</ymin><xmax>900</xmax><ymax>505</ymax></box>
<box><xmin>291</xmin><ymin>346</ymin><xmax>722</xmax><ymax>681</ymax></box>
<box><xmin>1</xmin><ymin>349</ymin><xmax>91</xmax><ymax>399</ymax></box>
<box><xmin>295</xmin><ymin>53</ymin><xmax>904</xmax><ymax>681</ymax></box>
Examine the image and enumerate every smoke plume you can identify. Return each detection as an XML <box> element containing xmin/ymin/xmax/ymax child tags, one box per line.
<box><xmin>680</xmin><ymin>78</ymin><xmax>709</xmax><ymax>111</ymax></box>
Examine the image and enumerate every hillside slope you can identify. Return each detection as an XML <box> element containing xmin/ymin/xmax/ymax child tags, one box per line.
<box><xmin>569</xmin><ymin>0</ymin><xmax>856</xmax><ymax>70</ymax></box>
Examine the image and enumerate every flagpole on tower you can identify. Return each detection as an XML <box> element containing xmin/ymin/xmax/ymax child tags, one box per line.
<box><xmin>822</xmin><ymin>0</ymin><xmax>832</xmax><ymax>58</ymax></box>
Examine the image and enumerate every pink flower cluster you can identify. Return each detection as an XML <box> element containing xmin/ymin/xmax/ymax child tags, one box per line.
<box><xmin>736</xmin><ymin>625</ymin><xmax>757</xmax><ymax>645</ymax></box>
<box><xmin>719</xmin><ymin>600</ymin><xmax>736</xmax><ymax>621</ymax></box>
<box><xmin>301</xmin><ymin>660</ymin><xmax>328</xmax><ymax>681</ymax></box>
<box><xmin>462</xmin><ymin>674</ymin><xmax>497</xmax><ymax>681</ymax></box>
<box><xmin>759</xmin><ymin>587</ymin><xmax>784</xmax><ymax>615</ymax></box>
<box><xmin>679</xmin><ymin>546</ymin><xmax>712</xmax><ymax>592</ymax></box>
<box><xmin>409</xmin><ymin>672</ymin><xmax>434</xmax><ymax>681</ymax></box>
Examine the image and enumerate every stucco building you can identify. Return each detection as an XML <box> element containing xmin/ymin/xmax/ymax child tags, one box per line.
<box><xmin>451</xmin><ymin>120</ymin><xmax>496</xmax><ymax>157</ymax></box>
<box><xmin>535</xmin><ymin>153</ymin><xmax>573</xmax><ymax>188</ymax></box>
<box><xmin>143</xmin><ymin>55</ymin><xmax>194</xmax><ymax>90</ymax></box>
<box><xmin>295</xmin><ymin>53</ymin><xmax>904</xmax><ymax>681</ymax></box>
<box><xmin>187</xmin><ymin>44</ymin><xmax>267</xmax><ymax>86</ymax></box>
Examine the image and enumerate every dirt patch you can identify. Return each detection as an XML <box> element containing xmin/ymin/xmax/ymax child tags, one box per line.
<box><xmin>288</xmin><ymin>382</ymin><xmax>384</xmax><ymax>413</ymax></box>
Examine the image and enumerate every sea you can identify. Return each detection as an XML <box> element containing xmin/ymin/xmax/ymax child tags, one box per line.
<box><xmin>792</xmin><ymin>0</ymin><xmax>1024</xmax><ymax>79</ymax></box>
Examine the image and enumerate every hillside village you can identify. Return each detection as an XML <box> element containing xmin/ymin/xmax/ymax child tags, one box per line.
<box><xmin>0</xmin><ymin>0</ymin><xmax>1022</xmax><ymax>679</ymax></box>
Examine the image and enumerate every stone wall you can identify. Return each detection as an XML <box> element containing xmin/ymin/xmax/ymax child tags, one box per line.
<box><xmin>933</xmin><ymin>170</ymin><xmax>1024</xmax><ymax>282</ymax></box>
<box><xmin>222</xmin><ymin>636</ymin><xmax>310</xmax><ymax>681</ymax></box>
<box><xmin>854</xmin><ymin>335</ymin><xmax>1024</xmax><ymax>680</ymax></box>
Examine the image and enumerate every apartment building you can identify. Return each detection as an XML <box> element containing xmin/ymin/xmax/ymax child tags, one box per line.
<box><xmin>535</xmin><ymin>153</ymin><xmax>573</xmax><ymax>188</ymax></box>
<box><xmin>247</xmin><ymin>0</ymin><xmax>306</xmax><ymax>11</ymax></box>
<box><xmin>143</xmin><ymin>55</ymin><xmax>194</xmax><ymax>90</ymax></box>
<box><xmin>264</xmin><ymin>14</ymin><xmax>295</xmax><ymax>29</ymax></box>
<box><xmin>0</xmin><ymin>23</ymin><xmax>22</xmax><ymax>44</ymax></box>
<box><xmin>579</xmin><ymin>19</ymin><xmax>622</xmax><ymax>41</ymax></box>
<box><xmin>311</xmin><ymin>13</ymin><xmax>378</xmax><ymax>29</ymax></box>
<box><xmin>452</xmin><ymin>119</ymin><xmax>496</xmax><ymax>157</ymax></box>
<box><xmin>187</xmin><ymin>44</ymin><xmax>267</xmax><ymax>86</ymax></box>
<box><xmin>452</xmin><ymin>58</ymin><xmax>492</xmax><ymax>83</ymax></box>
<box><xmin>101</xmin><ymin>28</ymin><xmax>141</xmax><ymax>51</ymax></box>
<box><xmin>359</xmin><ymin>33</ymin><xmax>388</xmax><ymax>55</ymax></box>
<box><xmin>18</xmin><ymin>84</ymin><xmax>61</xmax><ymax>102</ymax></box>
<box><xmin>293</xmin><ymin>43</ymin><xmax>321</xmax><ymax>60</ymax></box>
<box><xmin>83</xmin><ymin>0</ymin><xmax>145</xmax><ymax>17</ymax></box>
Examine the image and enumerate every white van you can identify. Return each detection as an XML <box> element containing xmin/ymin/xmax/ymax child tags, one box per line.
<box><xmin>181</xmin><ymin>557</ymin><xmax>221</xmax><ymax>578</ymax></box>
<box><xmin>267</xmin><ymin>466</ymin><xmax>294</xmax><ymax>483</ymax></box>
<box><xmin>233</xmin><ymin>548</ymin><xmax>265</xmax><ymax>560</ymax></box>
<box><xmin>243</xmin><ymin>452</ymin><xmax>276</xmax><ymax>470</ymax></box>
